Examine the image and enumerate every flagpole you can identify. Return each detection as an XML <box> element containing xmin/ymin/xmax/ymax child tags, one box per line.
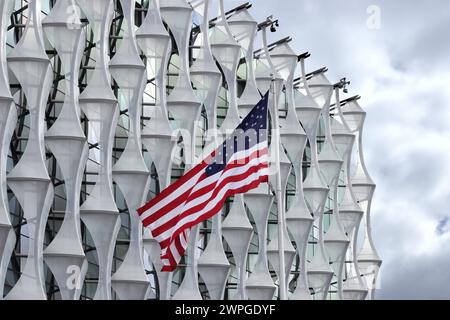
<box><xmin>262</xmin><ymin>19</ymin><xmax>287</xmax><ymax>300</ymax></box>
<box><xmin>272</xmin><ymin>77</ymin><xmax>287</xmax><ymax>300</ymax></box>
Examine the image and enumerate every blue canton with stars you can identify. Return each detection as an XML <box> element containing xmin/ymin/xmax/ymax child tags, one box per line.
<box><xmin>205</xmin><ymin>92</ymin><xmax>269</xmax><ymax>176</ymax></box>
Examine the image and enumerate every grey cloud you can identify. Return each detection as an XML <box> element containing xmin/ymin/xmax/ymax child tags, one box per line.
<box><xmin>222</xmin><ymin>0</ymin><xmax>450</xmax><ymax>299</ymax></box>
<box><xmin>436</xmin><ymin>217</ymin><xmax>450</xmax><ymax>236</ymax></box>
<box><xmin>378</xmin><ymin>243</ymin><xmax>450</xmax><ymax>300</ymax></box>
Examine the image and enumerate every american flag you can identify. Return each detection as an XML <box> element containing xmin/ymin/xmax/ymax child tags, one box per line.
<box><xmin>137</xmin><ymin>92</ymin><xmax>270</xmax><ymax>272</ymax></box>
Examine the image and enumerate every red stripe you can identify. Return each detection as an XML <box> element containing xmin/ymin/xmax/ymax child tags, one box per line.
<box><xmin>137</xmin><ymin>159</ymin><xmax>210</xmax><ymax>216</ymax></box>
<box><xmin>160</xmin><ymin>174</ymin><xmax>268</xmax><ymax>270</ymax></box>
<box><xmin>152</xmin><ymin>162</ymin><xmax>269</xmax><ymax>239</ymax></box>
<box><xmin>158</xmin><ymin>227</ymin><xmax>192</xmax><ymax>250</ymax></box>
<box><xmin>158</xmin><ymin>236</ymin><xmax>171</xmax><ymax>251</ymax></box>
<box><xmin>226</xmin><ymin>147</ymin><xmax>268</xmax><ymax>166</ymax></box>
<box><xmin>161</xmin><ymin>250</ymin><xmax>177</xmax><ymax>272</ymax></box>
<box><xmin>161</xmin><ymin>249</ymin><xmax>176</xmax><ymax>266</ymax></box>
<box><xmin>160</xmin><ymin>236</ymin><xmax>185</xmax><ymax>272</ymax></box>
<box><xmin>161</xmin><ymin>264</ymin><xmax>176</xmax><ymax>272</ymax></box>
<box><xmin>174</xmin><ymin>235</ymin><xmax>185</xmax><ymax>259</ymax></box>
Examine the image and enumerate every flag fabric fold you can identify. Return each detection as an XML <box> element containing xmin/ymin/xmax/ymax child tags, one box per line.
<box><xmin>137</xmin><ymin>92</ymin><xmax>270</xmax><ymax>272</ymax></box>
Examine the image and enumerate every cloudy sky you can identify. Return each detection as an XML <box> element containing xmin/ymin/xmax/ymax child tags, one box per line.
<box><xmin>220</xmin><ymin>0</ymin><xmax>450</xmax><ymax>299</ymax></box>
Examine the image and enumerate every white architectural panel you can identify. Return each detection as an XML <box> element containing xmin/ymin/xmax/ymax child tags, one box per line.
<box><xmin>192</xmin><ymin>0</ymin><xmax>230</xmax><ymax>301</ymax></box>
<box><xmin>0</xmin><ymin>0</ymin><xmax>16</xmax><ymax>300</ymax></box>
<box><xmin>6</xmin><ymin>0</ymin><xmax>54</xmax><ymax>300</ymax></box>
<box><xmin>137</xmin><ymin>0</ymin><xmax>176</xmax><ymax>301</ymax></box>
<box><xmin>110</xmin><ymin>0</ymin><xmax>150</xmax><ymax>300</ymax></box>
<box><xmin>160</xmin><ymin>0</ymin><xmax>202</xmax><ymax>300</ymax></box>
<box><xmin>76</xmin><ymin>0</ymin><xmax>120</xmax><ymax>300</ymax></box>
<box><xmin>42</xmin><ymin>0</ymin><xmax>88</xmax><ymax>300</ymax></box>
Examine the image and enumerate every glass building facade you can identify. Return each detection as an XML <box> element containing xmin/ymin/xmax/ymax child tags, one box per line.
<box><xmin>0</xmin><ymin>0</ymin><xmax>381</xmax><ymax>300</ymax></box>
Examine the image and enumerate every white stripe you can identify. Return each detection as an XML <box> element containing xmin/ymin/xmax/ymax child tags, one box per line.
<box><xmin>180</xmin><ymin>231</ymin><xmax>187</xmax><ymax>248</ymax></box>
<box><xmin>151</xmin><ymin>154</ymin><xmax>269</xmax><ymax>234</ymax></box>
<box><xmin>184</xmin><ymin>229</ymin><xmax>190</xmax><ymax>243</ymax></box>
<box><xmin>148</xmin><ymin>201</ymin><xmax>185</xmax><ymax>231</ymax></box>
<box><xmin>140</xmin><ymin>141</ymin><xmax>267</xmax><ymax>221</ymax></box>
<box><xmin>187</xmin><ymin>170</ymin><xmax>222</xmax><ymax>197</ymax></box>
<box><xmin>169</xmin><ymin>241</ymin><xmax>181</xmax><ymax>263</ymax></box>
<box><xmin>155</xmin><ymin>164</ymin><xmax>268</xmax><ymax>242</ymax></box>
<box><xmin>223</xmin><ymin>141</ymin><xmax>267</xmax><ymax>165</ymax></box>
